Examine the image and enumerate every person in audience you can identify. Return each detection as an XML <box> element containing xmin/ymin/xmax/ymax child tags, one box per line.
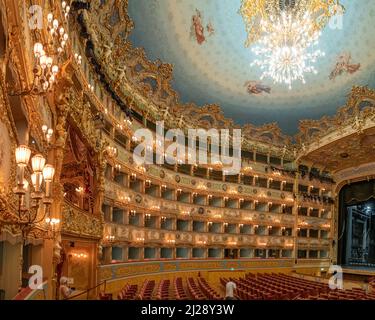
<box><xmin>59</xmin><ymin>277</ymin><xmax>72</xmax><ymax>299</ymax></box>
<box><xmin>225</xmin><ymin>280</ymin><xmax>237</xmax><ymax>300</ymax></box>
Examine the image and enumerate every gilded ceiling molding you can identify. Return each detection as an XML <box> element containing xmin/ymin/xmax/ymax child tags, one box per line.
<box><xmin>334</xmin><ymin>162</ymin><xmax>375</xmax><ymax>194</ymax></box>
<box><xmin>72</xmin><ymin>0</ymin><xmax>294</xmax><ymax>154</ymax></box>
<box><xmin>296</xmin><ymin>86</ymin><xmax>375</xmax><ymax>146</ymax></box>
<box><xmin>73</xmin><ymin>0</ymin><xmax>374</xmax><ymax>163</ymax></box>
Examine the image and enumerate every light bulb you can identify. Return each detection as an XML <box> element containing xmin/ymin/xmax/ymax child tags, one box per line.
<box><xmin>40</xmin><ymin>55</ymin><xmax>47</xmax><ymax>69</ymax></box>
<box><xmin>33</xmin><ymin>42</ymin><xmax>43</xmax><ymax>58</ymax></box>
<box><xmin>53</xmin><ymin>19</ymin><xmax>59</xmax><ymax>29</ymax></box>
<box><xmin>43</xmin><ymin>164</ymin><xmax>55</xmax><ymax>181</ymax></box>
<box><xmin>46</xmin><ymin>56</ymin><xmax>53</xmax><ymax>68</ymax></box>
<box><xmin>15</xmin><ymin>145</ymin><xmax>31</xmax><ymax>166</ymax></box>
<box><xmin>31</xmin><ymin>154</ymin><xmax>46</xmax><ymax>172</ymax></box>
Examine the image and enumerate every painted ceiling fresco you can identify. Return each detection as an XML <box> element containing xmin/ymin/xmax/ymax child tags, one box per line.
<box><xmin>128</xmin><ymin>0</ymin><xmax>375</xmax><ymax>134</ymax></box>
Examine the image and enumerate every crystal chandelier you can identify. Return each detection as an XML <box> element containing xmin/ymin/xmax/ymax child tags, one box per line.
<box><xmin>239</xmin><ymin>0</ymin><xmax>345</xmax><ymax>47</ymax></box>
<box><xmin>251</xmin><ymin>11</ymin><xmax>325</xmax><ymax>89</ymax></box>
<box><xmin>240</xmin><ymin>0</ymin><xmax>345</xmax><ymax>88</ymax></box>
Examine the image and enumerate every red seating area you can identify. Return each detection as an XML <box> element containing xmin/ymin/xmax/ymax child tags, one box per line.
<box><xmin>137</xmin><ymin>280</ymin><xmax>156</xmax><ymax>300</ymax></box>
<box><xmin>117</xmin><ymin>284</ymin><xmax>138</xmax><ymax>300</ymax></box>
<box><xmin>300</xmin><ymin>287</ymin><xmax>375</xmax><ymax>300</ymax></box>
<box><xmin>186</xmin><ymin>277</ymin><xmax>222</xmax><ymax>300</ymax></box>
<box><xmin>155</xmin><ymin>279</ymin><xmax>170</xmax><ymax>300</ymax></box>
<box><xmin>186</xmin><ymin>278</ymin><xmax>206</xmax><ymax>300</ymax></box>
<box><xmin>197</xmin><ymin>277</ymin><xmax>222</xmax><ymax>300</ymax></box>
<box><xmin>220</xmin><ymin>273</ymin><xmax>375</xmax><ymax>300</ymax></box>
<box><xmin>233</xmin><ymin>273</ymin><xmax>330</xmax><ymax>300</ymax></box>
<box><xmin>174</xmin><ymin>277</ymin><xmax>188</xmax><ymax>300</ymax></box>
<box><xmin>116</xmin><ymin>273</ymin><xmax>375</xmax><ymax>300</ymax></box>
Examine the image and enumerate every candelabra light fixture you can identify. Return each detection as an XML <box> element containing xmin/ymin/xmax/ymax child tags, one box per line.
<box><xmin>44</xmin><ymin>217</ymin><xmax>61</xmax><ymax>239</ymax></box>
<box><xmin>0</xmin><ymin>145</ymin><xmax>56</xmax><ymax>239</ymax></box>
<box><xmin>9</xmin><ymin>5</ymin><xmax>71</xmax><ymax>96</ymax></box>
<box><xmin>42</xmin><ymin>124</ymin><xmax>54</xmax><ymax>145</ymax></box>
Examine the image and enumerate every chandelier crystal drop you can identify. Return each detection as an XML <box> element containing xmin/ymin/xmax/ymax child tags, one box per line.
<box><xmin>251</xmin><ymin>11</ymin><xmax>325</xmax><ymax>89</ymax></box>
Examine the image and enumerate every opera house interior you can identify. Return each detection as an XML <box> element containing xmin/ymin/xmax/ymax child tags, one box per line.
<box><xmin>1</xmin><ymin>0</ymin><xmax>375</xmax><ymax>304</ymax></box>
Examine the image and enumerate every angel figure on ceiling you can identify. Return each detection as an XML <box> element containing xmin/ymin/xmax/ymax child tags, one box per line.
<box><xmin>329</xmin><ymin>52</ymin><xmax>361</xmax><ymax>80</ymax></box>
<box><xmin>191</xmin><ymin>9</ymin><xmax>206</xmax><ymax>45</ymax></box>
<box><xmin>244</xmin><ymin>81</ymin><xmax>271</xmax><ymax>95</ymax></box>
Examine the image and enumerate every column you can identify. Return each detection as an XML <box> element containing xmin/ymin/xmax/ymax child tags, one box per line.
<box><xmin>345</xmin><ymin>207</ymin><xmax>353</xmax><ymax>264</ymax></box>
<box><xmin>122</xmin><ymin>246</ymin><xmax>128</xmax><ymax>262</ymax></box>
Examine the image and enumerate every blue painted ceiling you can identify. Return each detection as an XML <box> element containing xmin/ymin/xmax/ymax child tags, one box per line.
<box><xmin>128</xmin><ymin>0</ymin><xmax>375</xmax><ymax>135</ymax></box>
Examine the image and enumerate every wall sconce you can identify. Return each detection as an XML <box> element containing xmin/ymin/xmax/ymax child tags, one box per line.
<box><xmin>41</xmin><ymin>125</ymin><xmax>54</xmax><ymax>144</ymax></box>
<box><xmin>74</xmin><ymin>53</ymin><xmax>82</xmax><ymax>65</ymax></box>
<box><xmin>44</xmin><ymin>217</ymin><xmax>60</xmax><ymax>239</ymax></box>
<box><xmin>105</xmin><ymin>235</ymin><xmax>115</xmax><ymax>242</ymax></box>
<box><xmin>72</xmin><ymin>252</ymin><xmax>88</xmax><ymax>259</ymax></box>
<box><xmin>106</xmin><ymin>146</ymin><xmax>117</xmax><ymax>158</ymax></box>
<box><xmin>130</xmin><ymin>210</ymin><xmax>136</xmax><ymax>217</ymax></box>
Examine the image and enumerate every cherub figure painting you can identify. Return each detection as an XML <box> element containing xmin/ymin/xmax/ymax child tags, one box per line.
<box><xmin>244</xmin><ymin>81</ymin><xmax>271</xmax><ymax>95</ymax></box>
<box><xmin>191</xmin><ymin>9</ymin><xmax>214</xmax><ymax>45</ymax></box>
<box><xmin>329</xmin><ymin>52</ymin><xmax>361</xmax><ymax>80</ymax></box>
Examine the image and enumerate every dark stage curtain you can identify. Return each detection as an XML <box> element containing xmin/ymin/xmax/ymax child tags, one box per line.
<box><xmin>343</xmin><ymin>180</ymin><xmax>375</xmax><ymax>205</ymax></box>
<box><xmin>338</xmin><ymin>180</ymin><xmax>375</xmax><ymax>265</ymax></box>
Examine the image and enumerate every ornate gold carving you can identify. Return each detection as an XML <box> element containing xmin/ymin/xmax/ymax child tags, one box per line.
<box><xmin>62</xmin><ymin>201</ymin><xmax>103</xmax><ymax>239</ymax></box>
<box><xmin>75</xmin><ymin>0</ymin><xmax>293</xmax><ymax>152</ymax></box>
<box><xmin>296</xmin><ymin>86</ymin><xmax>375</xmax><ymax>145</ymax></box>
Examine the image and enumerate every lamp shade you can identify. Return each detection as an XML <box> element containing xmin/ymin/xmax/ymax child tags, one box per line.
<box><xmin>31</xmin><ymin>154</ymin><xmax>46</xmax><ymax>172</ymax></box>
<box><xmin>15</xmin><ymin>145</ymin><xmax>31</xmax><ymax>166</ymax></box>
<box><xmin>43</xmin><ymin>164</ymin><xmax>55</xmax><ymax>181</ymax></box>
<box><xmin>31</xmin><ymin>172</ymin><xmax>43</xmax><ymax>189</ymax></box>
